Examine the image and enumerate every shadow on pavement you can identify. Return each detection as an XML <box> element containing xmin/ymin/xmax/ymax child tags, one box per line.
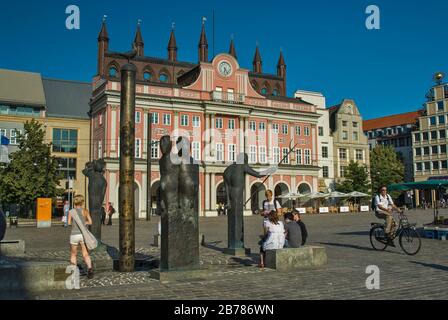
<box><xmin>336</xmin><ymin>231</ymin><xmax>370</xmax><ymax>236</ymax></box>
<box><xmin>319</xmin><ymin>241</ymin><xmax>402</xmax><ymax>255</ymax></box>
<box><xmin>410</xmin><ymin>261</ymin><xmax>448</xmax><ymax>271</ymax></box>
<box><xmin>202</xmin><ymin>241</ymin><xmax>225</xmax><ymax>253</ymax></box>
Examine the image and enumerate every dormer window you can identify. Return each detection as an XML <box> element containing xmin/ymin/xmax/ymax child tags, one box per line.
<box><xmin>261</xmin><ymin>88</ymin><xmax>268</xmax><ymax>95</ymax></box>
<box><xmin>272</xmin><ymin>89</ymin><xmax>279</xmax><ymax>96</ymax></box>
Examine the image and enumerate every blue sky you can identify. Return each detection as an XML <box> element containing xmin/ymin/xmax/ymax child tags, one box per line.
<box><xmin>0</xmin><ymin>0</ymin><xmax>447</xmax><ymax>119</ymax></box>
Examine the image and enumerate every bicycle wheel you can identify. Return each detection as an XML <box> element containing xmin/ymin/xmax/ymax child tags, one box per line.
<box><xmin>370</xmin><ymin>225</ymin><xmax>388</xmax><ymax>251</ymax></box>
<box><xmin>399</xmin><ymin>228</ymin><xmax>422</xmax><ymax>256</ymax></box>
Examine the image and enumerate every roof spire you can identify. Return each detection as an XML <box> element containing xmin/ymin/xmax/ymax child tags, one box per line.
<box><xmin>133</xmin><ymin>19</ymin><xmax>144</xmax><ymax>56</ymax></box>
<box><xmin>198</xmin><ymin>17</ymin><xmax>208</xmax><ymax>62</ymax></box>
<box><xmin>253</xmin><ymin>44</ymin><xmax>262</xmax><ymax>73</ymax></box>
<box><xmin>229</xmin><ymin>34</ymin><xmax>237</xmax><ymax>60</ymax></box>
<box><xmin>168</xmin><ymin>23</ymin><xmax>178</xmax><ymax>62</ymax></box>
<box><xmin>98</xmin><ymin>15</ymin><xmax>109</xmax><ymax>41</ymax></box>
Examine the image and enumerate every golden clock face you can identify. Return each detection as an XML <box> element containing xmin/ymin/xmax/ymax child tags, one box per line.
<box><xmin>218</xmin><ymin>61</ymin><xmax>232</xmax><ymax>77</ymax></box>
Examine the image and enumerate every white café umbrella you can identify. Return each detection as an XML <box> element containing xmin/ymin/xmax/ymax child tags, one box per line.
<box><xmin>347</xmin><ymin>191</ymin><xmax>370</xmax><ymax>198</ymax></box>
<box><xmin>347</xmin><ymin>191</ymin><xmax>371</xmax><ymax>210</ymax></box>
<box><xmin>327</xmin><ymin>191</ymin><xmax>349</xmax><ymax>207</ymax></box>
<box><xmin>278</xmin><ymin>192</ymin><xmax>309</xmax><ymax>209</ymax></box>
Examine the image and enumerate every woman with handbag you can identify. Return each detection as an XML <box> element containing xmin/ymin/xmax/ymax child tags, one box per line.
<box><xmin>68</xmin><ymin>195</ymin><xmax>95</xmax><ymax>279</ymax></box>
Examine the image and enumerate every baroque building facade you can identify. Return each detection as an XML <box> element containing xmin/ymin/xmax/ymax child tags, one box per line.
<box><xmin>90</xmin><ymin>21</ymin><xmax>321</xmax><ymax>218</ymax></box>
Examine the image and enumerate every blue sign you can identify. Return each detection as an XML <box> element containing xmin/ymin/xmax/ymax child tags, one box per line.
<box><xmin>0</xmin><ymin>135</ymin><xmax>9</xmax><ymax>146</ymax></box>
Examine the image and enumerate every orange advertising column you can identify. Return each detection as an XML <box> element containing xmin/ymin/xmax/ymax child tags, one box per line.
<box><xmin>37</xmin><ymin>198</ymin><xmax>52</xmax><ymax>228</ymax></box>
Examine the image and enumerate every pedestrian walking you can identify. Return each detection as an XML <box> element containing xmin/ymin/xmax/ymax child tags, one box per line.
<box><xmin>107</xmin><ymin>202</ymin><xmax>116</xmax><ymax>226</ymax></box>
<box><xmin>68</xmin><ymin>195</ymin><xmax>95</xmax><ymax>279</ymax></box>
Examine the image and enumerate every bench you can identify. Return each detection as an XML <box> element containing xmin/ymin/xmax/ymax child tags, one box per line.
<box><xmin>265</xmin><ymin>246</ymin><xmax>327</xmax><ymax>272</ymax></box>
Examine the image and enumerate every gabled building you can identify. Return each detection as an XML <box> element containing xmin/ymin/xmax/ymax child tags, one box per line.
<box><xmin>328</xmin><ymin>99</ymin><xmax>370</xmax><ymax>183</ymax></box>
<box><xmin>90</xmin><ymin>20</ymin><xmax>321</xmax><ymax>217</ymax></box>
<box><xmin>412</xmin><ymin>73</ymin><xmax>448</xmax><ymax>182</ymax></box>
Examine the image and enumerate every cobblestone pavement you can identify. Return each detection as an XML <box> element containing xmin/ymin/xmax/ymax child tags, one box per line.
<box><xmin>3</xmin><ymin>209</ymin><xmax>448</xmax><ymax>300</ymax></box>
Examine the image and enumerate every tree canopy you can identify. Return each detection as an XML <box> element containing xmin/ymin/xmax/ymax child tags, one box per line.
<box><xmin>0</xmin><ymin>119</ymin><xmax>62</xmax><ymax>213</ymax></box>
<box><xmin>335</xmin><ymin>160</ymin><xmax>371</xmax><ymax>194</ymax></box>
<box><xmin>370</xmin><ymin>145</ymin><xmax>405</xmax><ymax>193</ymax></box>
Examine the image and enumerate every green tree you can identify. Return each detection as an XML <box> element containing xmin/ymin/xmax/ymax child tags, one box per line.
<box><xmin>370</xmin><ymin>145</ymin><xmax>405</xmax><ymax>193</ymax></box>
<box><xmin>335</xmin><ymin>160</ymin><xmax>371</xmax><ymax>193</ymax></box>
<box><xmin>0</xmin><ymin>119</ymin><xmax>62</xmax><ymax>216</ymax></box>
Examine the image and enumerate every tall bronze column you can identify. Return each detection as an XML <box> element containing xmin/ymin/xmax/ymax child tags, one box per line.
<box><xmin>119</xmin><ymin>64</ymin><xmax>136</xmax><ymax>272</ymax></box>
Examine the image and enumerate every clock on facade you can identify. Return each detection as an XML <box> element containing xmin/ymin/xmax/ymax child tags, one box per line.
<box><xmin>218</xmin><ymin>61</ymin><xmax>232</xmax><ymax>77</ymax></box>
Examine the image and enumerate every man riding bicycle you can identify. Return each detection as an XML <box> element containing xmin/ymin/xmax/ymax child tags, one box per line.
<box><xmin>374</xmin><ymin>186</ymin><xmax>403</xmax><ymax>247</ymax></box>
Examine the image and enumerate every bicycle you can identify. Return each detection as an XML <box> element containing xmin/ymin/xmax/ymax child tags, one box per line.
<box><xmin>369</xmin><ymin>210</ymin><xmax>422</xmax><ymax>255</ymax></box>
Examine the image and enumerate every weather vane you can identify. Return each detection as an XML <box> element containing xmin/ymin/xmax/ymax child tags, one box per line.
<box><xmin>138</xmin><ymin>19</ymin><xmax>142</xmax><ymax>26</ymax></box>
<box><xmin>102</xmin><ymin>15</ymin><xmax>107</xmax><ymax>23</ymax></box>
<box><xmin>202</xmin><ymin>16</ymin><xmax>207</xmax><ymax>25</ymax></box>
<box><xmin>172</xmin><ymin>22</ymin><xmax>176</xmax><ymax>31</ymax></box>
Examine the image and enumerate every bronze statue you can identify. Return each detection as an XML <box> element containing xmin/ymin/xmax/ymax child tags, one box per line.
<box><xmin>82</xmin><ymin>159</ymin><xmax>107</xmax><ymax>241</ymax></box>
<box><xmin>159</xmin><ymin>135</ymin><xmax>199</xmax><ymax>271</ymax></box>
<box><xmin>223</xmin><ymin>153</ymin><xmax>276</xmax><ymax>253</ymax></box>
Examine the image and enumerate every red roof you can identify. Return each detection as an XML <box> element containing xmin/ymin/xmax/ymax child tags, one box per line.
<box><xmin>363</xmin><ymin>111</ymin><xmax>423</xmax><ymax>131</ymax></box>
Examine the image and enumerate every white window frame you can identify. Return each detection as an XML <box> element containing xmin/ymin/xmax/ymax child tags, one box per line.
<box><xmin>282</xmin><ymin>147</ymin><xmax>289</xmax><ymax>164</ymax></box>
<box><xmin>135</xmin><ymin>112</ymin><xmax>141</xmax><ymax>124</ymax></box>
<box><xmin>228</xmin><ymin>144</ymin><xmax>236</xmax><ymax>162</ymax></box>
<box><xmin>304</xmin><ymin>127</ymin><xmax>310</xmax><ymax>136</ymax></box>
<box><xmin>216</xmin><ymin>118</ymin><xmax>223</xmax><ymax>129</ymax></box>
<box><xmin>227</xmin><ymin>88</ymin><xmax>234</xmax><ymax>101</ymax></box>
<box><xmin>151</xmin><ymin>140</ymin><xmax>159</xmax><ymax>159</ymax></box>
<box><xmin>10</xmin><ymin>129</ymin><xmax>22</xmax><ymax>145</ymax></box>
<box><xmin>282</xmin><ymin>124</ymin><xmax>288</xmax><ymax>135</ymax></box>
<box><xmin>259</xmin><ymin>122</ymin><xmax>266</xmax><ymax>132</ymax></box>
<box><xmin>192</xmin><ymin>141</ymin><xmax>201</xmax><ymax>161</ymax></box>
<box><xmin>272</xmin><ymin>123</ymin><xmax>279</xmax><ymax>134</ymax></box>
<box><xmin>181</xmin><ymin>115</ymin><xmax>189</xmax><ymax>127</ymax></box>
<box><xmin>135</xmin><ymin>139</ymin><xmax>141</xmax><ymax>158</ymax></box>
<box><xmin>322</xmin><ymin>146</ymin><xmax>328</xmax><ymax>158</ymax></box>
<box><xmin>296</xmin><ymin>149</ymin><xmax>302</xmax><ymax>165</ymax></box>
<box><xmin>228</xmin><ymin>119</ymin><xmax>235</xmax><ymax>130</ymax></box>
<box><xmin>151</xmin><ymin>112</ymin><xmax>159</xmax><ymax>124</ymax></box>
<box><xmin>192</xmin><ymin>116</ymin><xmax>200</xmax><ymax>128</ymax></box>
<box><xmin>273</xmin><ymin>147</ymin><xmax>280</xmax><ymax>164</ymax></box>
<box><xmin>259</xmin><ymin>146</ymin><xmax>267</xmax><ymax>164</ymax></box>
<box><xmin>323</xmin><ymin>166</ymin><xmax>329</xmax><ymax>178</ymax></box>
<box><xmin>340</xmin><ymin>166</ymin><xmax>347</xmax><ymax>177</ymax></box>
<box><xmin>163</xmin><ymin>114</ymin><xmax>171</xmax><ymax>126</ymax></box>
<box><xmin>356</xmin><ymin>149</ymin><xmax>363</xmax><ymax>161</ymax></box>
<box><xmin>216</xmin><ymin>143</ymin><xmax>224</xmax><ymax>162</ymax></box>
<box><xmin>295</xmin><ymin>126</ymin><xmax>301</xmax><ymax>135</ymax></box>
<box><xmin>304</xmin><ymin>149</ymin><xmax>311</xmax><ymax>165</ymax></box>
<box><xmin>249</xmin><ymin>145</ymin><xmax>257</xmax><ymax>164</ymax></box>
<box><xmin>249</xmin><ymin>121</ymin><xmax>256</xmax><ymax>131</ymax></box>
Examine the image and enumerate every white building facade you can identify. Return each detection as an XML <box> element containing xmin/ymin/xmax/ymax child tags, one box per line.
<box><xmin>295</xmin><ymin>90</ymin><xmax>335</xmax><ymax>192</ymax></box>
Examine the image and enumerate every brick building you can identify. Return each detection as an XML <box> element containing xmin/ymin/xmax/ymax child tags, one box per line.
<box><xmin>90</xmin><ymin>21</ymin><xmax>321</xmax><ymax>218</ymax></box>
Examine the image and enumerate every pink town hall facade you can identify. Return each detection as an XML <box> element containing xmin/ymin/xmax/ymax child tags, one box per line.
<box><xmin>89</xmin><ymin>21</ymin><xmax>321</xmax><ymax>218</ymax></box>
